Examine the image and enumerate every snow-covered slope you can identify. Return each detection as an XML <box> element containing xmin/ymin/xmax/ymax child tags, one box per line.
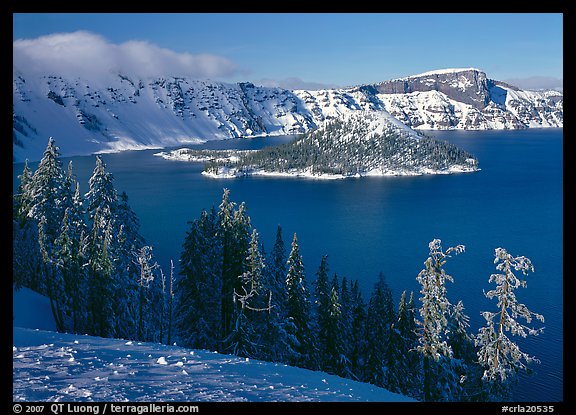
<box><xmin>13</xmin><ymin>67</ymin><xmax>562</xmax><ymax>162</ymax></box>
<box><xmin>12</xmin><ymin>286</ymin><xmax>414</xmax><ymax>402</ymax></box>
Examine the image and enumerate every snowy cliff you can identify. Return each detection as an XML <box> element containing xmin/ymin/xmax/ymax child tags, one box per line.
<box><xmin>13</xmin><ymin>68</ymin><xmax>562</xmax><ymax>162</ymax></box>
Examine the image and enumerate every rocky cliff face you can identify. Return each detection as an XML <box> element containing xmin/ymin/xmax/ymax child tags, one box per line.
<box><xmin>365</xmin><ymin>68</ymin><xmax>563</xmax><ymax>130</ymax></box>
<box><xmin>13</xmin><ymin>68</ymin><xmax>563</xmax><ymax>162</ymax></box>
<box><xmin>374</xmin><ymin>68</ymin><xmax>493</xmax><ymax>109</ymax></box>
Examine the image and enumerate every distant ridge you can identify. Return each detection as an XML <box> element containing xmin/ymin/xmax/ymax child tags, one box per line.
<box><xmin>13</xmin><ymin>67</ymin><xmax>562</xmax><ymax>162</ymax></box>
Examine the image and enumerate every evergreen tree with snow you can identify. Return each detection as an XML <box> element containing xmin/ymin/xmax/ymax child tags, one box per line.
<box><xmin>285</xmin><ymin>233</ymin><xmax>313</xmax><ymax>368</ymax></box>
<box><xmin>415</xmin><ymin>238</ymin><xmax>465</xmax><ymax>401</ymax></box>
<box><xmin>176</xmin><ymin>208</ymin><xmax>223</xmax><ymax>350</ymax></box>
<box><xmin>260</xmin><ymin>225</ymin><xmax>292</xmax><ymax>363</ymax></box>
<box><xmin>13</xmin><ymin>159</ymin><xmax>33</xmax><ymax>223</ymax></box>
<box><xmin>113</xmin><ymin>191</ymin><xmax>146</xmax><ymax>340</ymax></box>
<box><xmin>23</xmin><ymin>138</ymin><xmax>70</xmax><ymax>296</ymax></box>
<box><xmin>85</xmin><ymin>156</ymin><xmax>118</xmax><ymax>228</ymax></box>
<box><xmin>267</xmin><ymin>225</ymin><xmax>288</xmax><ymax>317</ymax></box>
<box><xmin>392</xmin><ymin>290</ymin><xmax>421</xmax><ymax>397</ymax></box>
<box><xmin>445</xmin><ymin>300</ymin><xmax>483</xmax><ymax>401</ymax></box>
<box><xmin>84</xmin><ymin>156</ymin><xmax>120</xmax><ymax>338</ymax></box>
<box><xmin>338</xmin><ymin>276</ymin><xmax>354</xmax><ymax>378</ymax></box>
<box><xmin>226</xmin><ymin>229</ymin><xmax>270</xmax><ymax>358</ymax></box>
<box><xmin>475</xmin><ymin>248</ymin><xmax>544</xmax><ymax>401</ymax></box>
<box><xmin>37</xmin><ymin>215</ymin><xmax>66</xmax><ymax>332</ymax></box>
<box><xmin>134</xmin><ymin>246</ymin><xmax>161</xmax><ymax>341</ymax></box>
<box><xmin>348</xmin><ymin>279</ymin><xmax>368</xmax><ymax>380</ymax></box>
<box><xmin>13</xmin><ymin>161</ymin><xmax>42</xmax><ymax>291</ymax></box>
<box><xmin>26</xmin><ymin>138</ymin><xmax>69</xmax><ymax>240</ymax></box>
<box><xmin>85</xmin><ymin>209</ymin><xmax>116</xmax><ymax>338</ymax></box>
<box><xmin>312</xmin><ymin>255</ymin><xmax>331</xmax><ymax>370</ymax></box>
<box><xmin>364</xmin><ymin>272</ymin><xmax>396</xmax><ymax>387</ymax></box>
<box><xmin>324</xmin><ymin>274</ymin><xmax>348</xmax><ymax>377</ymax></box>
<box><xmin>13</xmin><ymin>160</ymin><xmax>38</xmax><ymax>290</ymax></box>
<box><xmin>53</xmin><ymin>183</ymin><xmax>88</xmax><ymax>334</ymax></box>
<box><xmin>218</xmin><ymin>189</ymin><xmax>252</xmax><ymax>345</ymax></box>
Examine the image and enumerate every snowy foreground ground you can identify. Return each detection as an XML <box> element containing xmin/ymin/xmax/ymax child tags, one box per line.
<box><xmin>13</xmin><ymin>288</ymin><xmax>414</xmax><ymax>402</ymax></box>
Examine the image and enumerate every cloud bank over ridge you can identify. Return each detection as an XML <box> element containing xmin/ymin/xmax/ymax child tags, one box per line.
<box><xmin>13</xmin><ymin>31</ymin><xmax>242</xmax><ymax>81</ymax></box>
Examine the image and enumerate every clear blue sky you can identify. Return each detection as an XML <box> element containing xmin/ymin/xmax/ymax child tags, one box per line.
<box><xmin>13</xmin><ymin>13</ymin><xmax>563</xmax><ymax>88</ymax></box>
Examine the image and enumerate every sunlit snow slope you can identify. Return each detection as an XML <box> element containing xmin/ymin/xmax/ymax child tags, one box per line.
<box><xmin>12</xmin><ymin>287</ymin><xmax>414</xmax><ymax>402</ymax></box>
<box><xmin>13</xmin><ymin>68</ymin><xmax>562</xmax><ymax>162</ymax></box>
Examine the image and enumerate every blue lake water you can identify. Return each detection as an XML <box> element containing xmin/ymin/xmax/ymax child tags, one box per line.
<box><xmin>13</xmin><ymin>128</ymin><xmax>563</xmax><ymax>402</ymax></box>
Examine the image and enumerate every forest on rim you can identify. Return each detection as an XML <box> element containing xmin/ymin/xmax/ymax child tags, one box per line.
<box><xmin>13</xmin><ymin>138</ymin><xmax>543</xmax><ymax>402</ymax></box>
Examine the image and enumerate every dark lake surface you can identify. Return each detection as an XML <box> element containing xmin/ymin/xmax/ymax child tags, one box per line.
<box><xmin>13</xmin><ymin>128</ymin><xmax>563</xmax><ymax>402</ymax></box>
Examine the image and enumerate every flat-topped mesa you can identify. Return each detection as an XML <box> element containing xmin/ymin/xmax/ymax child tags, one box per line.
<box><xmin>374</xmin><ymin>68</ymin><xmax>493</xmax><ymax>109</ymax></box>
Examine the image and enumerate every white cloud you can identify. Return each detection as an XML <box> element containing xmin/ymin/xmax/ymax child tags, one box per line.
<box><xmin>13</xmin><ymin>31</ymin><xmax>241</xmax><ymax>81</ymax></box>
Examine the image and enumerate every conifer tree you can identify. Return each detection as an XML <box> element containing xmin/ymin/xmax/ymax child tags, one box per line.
<box><xmin>313</xmin><ymin>255</ymin><xmax>331</xmax><ymax>370</ymax></box>
<box><xmin>53</xmin><ymin>186</ymin><xmax>88</xmax><ymax>334</ymax></box>
<box><xmin>218</xmin><ymin>189</ymin><xmax>252</xmax><ymax>345</ymax></box>
<box><xmin>285</xmin><ymin>233</ymin><xmax>313</xmax><ymax>368</ymax></box>
<box><xmin>338</xmin><ymin>276</ymin><xmax>353</xmax><ymax>378</ymax></box>
<box><xmin>13</xmin><ymin>159</ymin><xmax>33</xmax><ymax>223</ymax></box>
<box><xmin>13</xmin><ymin>160</ymin><xmax>42</xmax><ymax>291</ymax></box>
<box><xmin>24</xmin><ymin>138</ymin><xmax>70</xmax><ymax>296</ymax></box>
<box><xmin>260</xmin><ymin>225</ymin><xmax>292</xmax><ymax>363</ymax></box>
<box><xmin>348</xmin><ymin>279</ymin><xmax>367</xmax><ymax>380</ymax></box>
<box><xmin>135</xmin><ymin>246</ymin><xmax>160</xmax><ymax>341</ymax></box>
<box><xmin>476</xmin><ymin>248</ymin><xmax>544</xmax><ymax>401</ymax></box>
<box><xmin>176</xmin><ymin>208</ymin><xmax>223</xmax><ymax>350</ymax></box>
<box><xmin>364</xmin><ymin>272</ymin><xmax>396</xmax><ymax>387</ymax></box>
<box><xmin>84</xmin><ymin>156</ymin><xmax>122</xmax><ymax>338</ymax></box>
<box><xmin>227</xmin><ymin>229</ymin><xmax>270</xmax><ymax>358</ymax></box>
<box><xmin>324</xmin><ymin>274</ymin><xmax>346</xmax><ymax>376</ymax></box>
<box><xmin>415</xmin><ymin>238</ymin><xmax>465</xmax><ymax>402</ymax></box>
<box><xmin>85</xmin><ymin>210</ymin><xmax>116</xmax><ymax>338</ymax></box>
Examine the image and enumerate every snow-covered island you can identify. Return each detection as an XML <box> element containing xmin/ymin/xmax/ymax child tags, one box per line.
<box><xmin>156</xmin><ymin>113</ymin><xmax>479</xmax><ymax>179</ymax></box>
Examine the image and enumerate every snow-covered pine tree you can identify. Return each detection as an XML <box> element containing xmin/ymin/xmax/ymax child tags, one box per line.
<box><xmin>13</xmin><ymin>159</ymin><xmax>33</xmax><ymax>223</ymax></box>
<box><xmin>53</xmin><ymin>183</ymin><xmax>88</xmax><ymax>334</ymax></box>
<box><xmin>364</xmin><ymin>272</ymin><xmax>396</xmax><ymax>388</ymax></box>
<box><xmin>475</xmin><ymin>248</ymin><xmax>544</xmax><ymax>401</ymax></box>
<box><xmin>218</xmin><ymin>189</ymin><xmax>252</xmax><ymax>346</ymax></box>
<box><xmin>259</xmin><ymin>225</ymin><xmax>293</xmax><ymax>363</ymax></box>
<box><xmin>113</xmin><ymin>191</ymin><xmax>146</xmax><ymax>340</ymax></box>
<box><xmin>38</xmin><ymin>215</ymin><xmax>66</xmax><ymax>332</ymax></box>
<box><xmin>312</xmin><ymin>255</ymin><xmax>331</xmax><ymax>371</ymax></box>
<box><xmin>85</xmin><ymin>209</ymin><xmax>116</xmax><ymax>338</ymax></box>
<box><xmin>84</xmin><ymin>156</ymin><xmax>121</xmax><ymax>338</ymax></box>
<box><xmin>13</xmin><ymin>160</ymin><xmax>42</xmax><ymax>291</ymax></box>
<box><xmin>324</xmin><ymin>274</ymin><xmax>347</xmax><ymax>377</ymax></box>
<box><xmin>268</xmin><ymin>225</ymin><xmax>288</xmax><ymax>310</ymax></box>
<box><xmin>13</xmin><ymin>160</ymin><xmax>36</xmax><ymax>289</ymax></box>
<box><xmin>26</xmin><ymin>138</ymin><xmax>68</xmax><ymax>240</ymax></box>
<box><xmin>176</xmin><ymin>208</ymin><xmax>223</xmax><ymax>350</ymax></box>
<box><xmin>415</xmin><ymin>238</ymin><xmax>465</xmax><ymax>402</ymax></box>
<box><xmin>226</xmin><ymin>229</ymin><xmax>270</xmax><ymax>358</ymax></box>
<box><xmin>348</xmin><ymin>279</ymin><xmax>368</xmax><ymax>381</ymax></box>
<box><xmin>338</xmin><ymin>276</ymin><xmax>353</xmax><ymax>378</ymax></box>
<box><xmin>387</xmin><ymin>290</ymin><xmax>411</xmax><ymax>395</ymax></box>
<box><xmin>24</xmin><ymin>138</ymin><xmax>70</xmax><ymax>296</ymax></box>
<box><xmin>285</xmin><ymin>233</ymin><xmax>313</xmax><ymax>368</ymax></box>
<box><xmin>404</xmin><ymin>291</ymin><xmax>422</xmax><ymax>397</ymax></box>
<box><xmin>134</xmin><ymin>246</ymin><xmax>161</xmax><ymax>342</ymax></box>
<box><xmin>445</xmin><ymin>300</ymin><xmax>483</xmax><ymax>401</ymax></box>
